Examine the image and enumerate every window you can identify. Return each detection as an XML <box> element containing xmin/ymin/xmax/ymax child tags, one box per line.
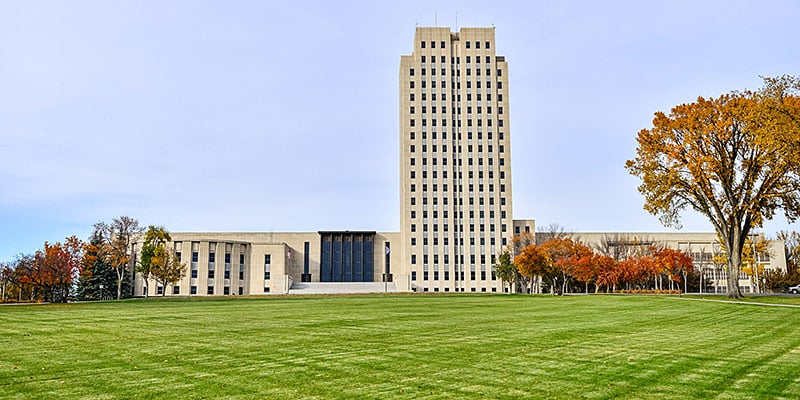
<box><xmin>466</xmin><ymin>41</ymin><xmax>470</xmax><ymax>49</ymax></box>
<box><xmin>173</xmin><ymin>286</ymin><xmax>180</xmax><ymax>295</ymax></box>
<box><xmin>207</xmin><ymin>286</ymin><xmax>214</xmax><ymax>295</ymax></box>
<box><xmin>191</xmin><ymin>269</ymin><xmax>198</xmax><ymax>279</ymax></box>
<box><xmin>410</xmin><ymin>81</ymin><xmax>415</xmax><ymax>88</ymax></box>
<box><xmin>421</xmin><ymin>41</ymin><xmax>426</xmax><ymax>48</ymax></box>
<box><xmin>411</xmin><ymin>255</ymin><xmax>417</xmax><ymax>264</ymax></box>
<box><xmin>476</xmin><ymin>41</ymin><xmax>480</xmax><ymax>49</ymax></box>
<box><xmin>410</xmin><ymin>93</ymin><xmax>415</xmax><ymax>101</ymax></box>
<box><xmin>430</xmin><ymin>40</ymin><xmax>435</xmax><ymax>48</ymax></box>
<box><xmin>190</xmin><ymin>285</ymin><xmax>197</xmax><ymax>294</ymax></box>
<box><xmin>410</xmin><ymin>106</ymin><xmax>415</xmax><ymax>114</ymax></box>
<box><xmin>264</xmin><ymin>254</ymin><xmax>271</xmax><ymax>280</ymax></box>
<box><xmin>440</xmin><ymin>41</ymin><xmax>445</xmax><ymax>48</ymax></box>
<box><xmin>224</xmin><ymin>287</ymin><xmax>230</xmax><ymax>295</ymax></box>
<box><xmin>410</xmin><ymin>68</ymin><xmax>414</xmax><ymax>76</ymax></box>
<box><xmin>485</xmin><ymin>41</ymin><xmax>490</xmax><ymax>49</ymax></box>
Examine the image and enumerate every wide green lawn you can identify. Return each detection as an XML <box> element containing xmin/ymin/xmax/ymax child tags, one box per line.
<box><xmin>1</xmin><ymin>295</ymin><xmax>799</xmax><ymax>399</ymax></box>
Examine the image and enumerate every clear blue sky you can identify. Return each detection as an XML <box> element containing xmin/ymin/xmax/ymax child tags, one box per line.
<box><xmin>2</xmin><ymin>0</ymin><xmax>799</xmax><ymax>261</ymax></box>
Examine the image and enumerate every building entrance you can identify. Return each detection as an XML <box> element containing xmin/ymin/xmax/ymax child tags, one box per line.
<box><xmin>319</xmin><ymin>231</ymin><xmax>375</xmax><ymax>282</ymax></box>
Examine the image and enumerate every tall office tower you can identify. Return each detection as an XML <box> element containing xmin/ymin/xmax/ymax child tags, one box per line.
<box><xmin>399</xmin><ymin>27</ymin><xmax>513</xmax><ymax>292</ymax></box>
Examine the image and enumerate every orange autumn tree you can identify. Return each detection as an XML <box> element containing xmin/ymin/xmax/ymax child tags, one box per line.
<box><xmin>514</xmin><ymin>243</ymin><xmax>549</xmax><ymax>294</ymax></box>
<box><xmin>539</xmin><ymin>238</ymin><xmax>594</xmax><ymax>295</ymax></box>
<box><xmin>626</xmin><ymin>75</ymin><xmax>800</xmax><ymax>298</ymax></box>
<box><xmin>617</xmin><ymin>255</ymin><xmax>661</xmax><ymax>290</ymax></box>
<box><xmin>570</xmin><ymin>251</ymin><xmax>607</xmax><ymax>293</ymax></box>
<box><xmin>593</xmin><ymin>255</ymin><xmax>620</xmax><ymax>293</ymax></box>
<box><xmin>30</xmin><ymin>236</ymin><xmax>84</xmax><ymax>302</ymax></box>
<box><xmin>653</xmin><ymin>248</ymin><xmax>693</xmax><ymax>292</ymax></box>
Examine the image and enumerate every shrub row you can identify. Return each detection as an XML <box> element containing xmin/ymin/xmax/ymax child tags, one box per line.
<box><xmin>616</xmin><ymin>289</ymin><xmax>682</xmax><ymax>295</ymax></box>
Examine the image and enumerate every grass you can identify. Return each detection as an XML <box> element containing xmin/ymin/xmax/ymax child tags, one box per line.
<box><xmin>2</xmin><ymin>295</ymin><xmax>800</xmax><ymax>399</ymax></box>
<box><xmin>684</xmin><ymin>294</ymin><xmax>800</xmax><ymax>306</ymax></box>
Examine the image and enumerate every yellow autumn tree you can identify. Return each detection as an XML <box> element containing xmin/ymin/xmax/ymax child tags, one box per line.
<box><xmin>626</xmin><ymin>75</ymin><xmax>800</xmax><ymax>298</ymax></box>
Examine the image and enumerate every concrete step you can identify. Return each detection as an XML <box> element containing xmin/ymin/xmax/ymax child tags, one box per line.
<box><xmin>288</xmin><ymin>282</ymin><xmax>397</xmax><ymax>294</ymax></box>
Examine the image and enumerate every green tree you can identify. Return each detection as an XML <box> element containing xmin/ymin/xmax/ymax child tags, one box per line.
<box><xmin>151</xmin><ymin>245</ymin><xmax>187</xmax><ymax>296</ymax></box>
<box><xmin>492</xmin><ymin>249</ymin><xmax>517</xmax><ymax>294</ymax></box>
<box><xmin>626</xmin><ymin>76</ymin><xmax>800</xmax><ymax>298</ymax></box>
<box><xmin>77</xmin><ymin>227</ymin><xmax>119</xmax><ymax>300</ymax></box>
<box><xmin>138</xmin><ymin>226</ymin><xmax>171</xmax><ymax>297</ymax></box>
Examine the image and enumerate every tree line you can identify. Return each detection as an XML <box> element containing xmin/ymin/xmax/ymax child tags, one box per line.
<box><xmin>493</xmin><ymin>227</ymin><xmax>800</xmax><ymax>295</ymax></box>
<box><xmin>0</xmin><ymin>216</ymin><xmax>186</xmax><ymax>303</ymax></box>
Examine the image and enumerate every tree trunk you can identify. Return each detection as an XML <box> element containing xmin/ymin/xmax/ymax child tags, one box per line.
<box><xmin>116</xmin><ymin>267</ymin><xmax>123</xmax><ymax>300</ymax></box>
<box><xmin>725</xmin><ymin>230</ymin><xmax>745</xmax><ymax>299</ymax></box>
